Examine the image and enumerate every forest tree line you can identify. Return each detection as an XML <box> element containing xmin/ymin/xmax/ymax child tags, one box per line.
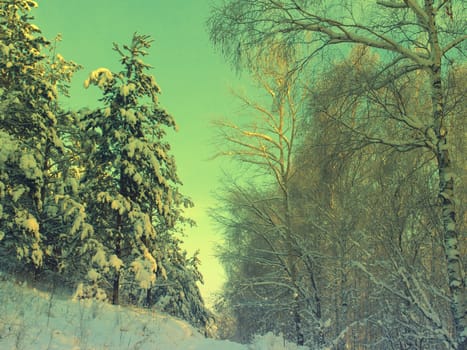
<box><xmin>207</xmin><ymin>1</ymin><xmax>466</xmax><ymax>349</ymax></box>
<box><xmin>0</xmin><ymin>0</ymin><xmax>212</xmax><ymax>332</ymax></box>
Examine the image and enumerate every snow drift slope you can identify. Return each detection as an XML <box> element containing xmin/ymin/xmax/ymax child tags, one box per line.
<box><xmin>0</xmin><ymin>278</ymin><xmax>241</xmax><ymax>349</ymax></box>
<box><xmin>0</xmin><ymin>276</ymin><xmax>304</xmax><ymax>350</ymax></box>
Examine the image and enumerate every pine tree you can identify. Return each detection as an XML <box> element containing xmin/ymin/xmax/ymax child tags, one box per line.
<box><xmin>0</xmin><ymin>0</ymin><xmax>89</xmax><ymax>276</ymax></box>
<box><xmin>80</xmin><ymin>34</ymin><xmax>204</xmax><ymax>315</ymax></box>
<box><xmin>148</xmin><ymin>233</ymin><xmax>212</xmax><ymax>332</ymax></box>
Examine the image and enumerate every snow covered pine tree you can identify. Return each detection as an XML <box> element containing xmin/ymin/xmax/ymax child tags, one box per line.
<box><xmin>0</xmin><ymin>0</ymin><xmax>90</xmax><ymax>277</ymax></box>
<box><xmin>80</xmin><ymin>33</ymin><xmax>211</xmax><ymax>330</ymax></box>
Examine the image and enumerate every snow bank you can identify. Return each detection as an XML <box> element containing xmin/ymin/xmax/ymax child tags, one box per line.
<box><xmin>0</xmin><ymin>275</ymin><xmax>304</xmax><ymax>350</ymax></box>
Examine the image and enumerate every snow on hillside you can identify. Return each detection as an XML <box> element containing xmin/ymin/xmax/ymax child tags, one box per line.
<box><xmin>0</xmin><ymin>274</ymin><xmax>305</xmax><ymax>350</ymax></box>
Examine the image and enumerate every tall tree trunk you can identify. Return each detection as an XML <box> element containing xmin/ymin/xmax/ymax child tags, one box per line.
<box><xmin>293</xmin><ymin>296</ymin><xmax>305</xmax><ymax>346</ymax></box>
<box><xmin>434</xmin><ymin>101</ymin><xmax>466</xmax><ymax>350</ymax></box>
<box><xmin>146</xmin><ymin>287</ymin><xmax>152</xmax><ymax>307</ymax></box>
<box><xmin>113</xmin><ymin>164</ymin><xmax>127</xmax><ymax>306</ymax></box>
<box><xmin>426</xmin><ymin>2</ymin><xmax>466</xmax><ymax>346</ymax></box>
<box><xmin>112</xmin><ymin>241</ymin><xmax>121</xmax><ymax>305</ymax></box>
<box><xmin>290</xmin><ymin>252</ymin><xmax>304</xmax><ymax>345</ymax></box>
<box><xmin>112</xmin><ymin>269</ymin><xmax>120</xmax><ymax>305</ymax></box>
<box><xmin>285</xmin><ymin>189</ymin><xmax>305</xmax><ymax>346</ymax></box>
<box><xmin>112</xmin><ymin>214</ymin><xmax>122</xmax><ymax>305</ymax></box>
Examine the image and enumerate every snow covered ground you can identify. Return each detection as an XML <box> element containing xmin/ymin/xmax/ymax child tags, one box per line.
<box><xmin>0</xmin><ymin>274</ymin><xmax>305</xmax><ymax>350</ymax></box>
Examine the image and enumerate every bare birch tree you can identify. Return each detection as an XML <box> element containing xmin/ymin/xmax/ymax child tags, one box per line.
<box><xmin>213</xmin><ymin>49</ymin><xmax>315</xmax><ymax>345</ymax></box>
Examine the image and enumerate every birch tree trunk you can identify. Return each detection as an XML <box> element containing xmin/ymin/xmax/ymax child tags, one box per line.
<box><xmin>432</xmin><ymin>56</ymin><xmax>466</xmax><ymax>350</ymax></box>
<box><xmin>426</xmin><ymin>2</ymin><xmax>466</xmax><ymax>347</ymax></box>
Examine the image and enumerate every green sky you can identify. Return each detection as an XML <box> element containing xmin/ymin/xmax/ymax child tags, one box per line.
<box><xmin>33</xmin><ymin>0</ymin><xmax>251</xmax><ymax>305</ymax></box>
